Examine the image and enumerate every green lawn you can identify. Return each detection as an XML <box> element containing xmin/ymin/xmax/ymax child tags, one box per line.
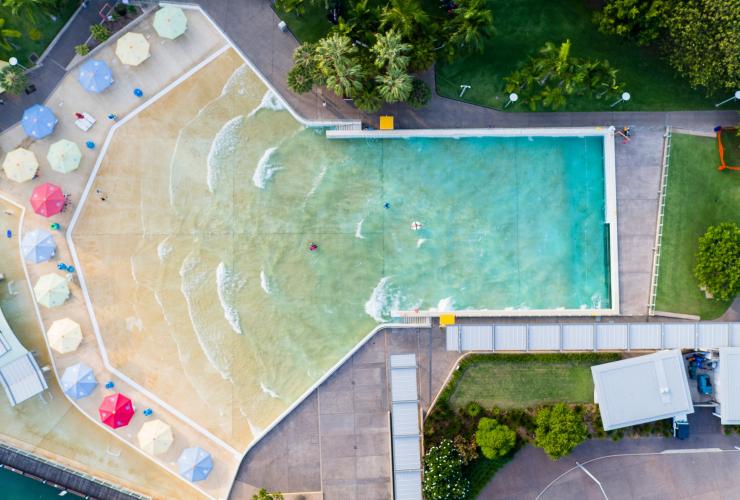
<box><xmin>448</xmin><ymin>354</ymin><xmax>618</xmax><ymax>410</ymax></box>
<box><xmin>272</xmin><ymin>4</ymin><xmax>332</xmax><ymax>43</ymax></box>
<box><xmin>435</xmin><ymin>0</ymin><xmax>737</xmax><ymax>112</ymax></box>
<box><xmin>654</xmin><ymin>133</ymin><xmax>740</xmax><ymax>319</ymax></box>
<box><xmin>0</xmin><ymin>1</ymin><xmax>80</xmax><ymax>66</ymax></box>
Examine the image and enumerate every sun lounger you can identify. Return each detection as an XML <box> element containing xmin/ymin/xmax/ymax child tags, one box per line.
<box><xmin>74</xmin><ymin>112</ymin><xmax>97</xmax><ymax>132</ymax></box>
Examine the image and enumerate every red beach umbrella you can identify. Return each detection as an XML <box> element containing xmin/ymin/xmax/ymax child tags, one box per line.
<box><xmin>30</xmin><ymin>183</ymin><xmax>65</xmax><ymax>217</ymax></box>
<box><xmin>98</xmin><ymin>393</ymin><xmax>135</xmax><ymax>429</ymax></box>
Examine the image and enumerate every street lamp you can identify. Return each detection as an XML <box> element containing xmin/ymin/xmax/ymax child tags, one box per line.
<box><xmin>610</xmin><ymin>91</ymin><xmax>631</xmax><ymax>108</ymax></box>
<box><xmin>459</xmin><ymin>84</ymin><xmax>471</xmax><ymax>98</ymax></box>
<box><xmin>505</xmin><ymin>92</ymin><xmax>518</xmax><ymax>109</ymax></box>
<box><xmin>8</xmin><ymin>57</ymin><xmax>27</xmax><ymax>70</ymax></box>
<box><xmin>715</xmin><ymin>90</ymin><xmax>740</xmax><ymax>108</ymax></box>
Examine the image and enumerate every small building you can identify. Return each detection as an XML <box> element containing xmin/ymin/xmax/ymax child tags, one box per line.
<box><xmin>715</xmin><ymin>347</ymin><xmax>740</xmax><ymax>425</ymax></box>
<box><xmin>591</xmin><ymin>350</ymin><xmax>694</xmax><ymax>431</ymax></box>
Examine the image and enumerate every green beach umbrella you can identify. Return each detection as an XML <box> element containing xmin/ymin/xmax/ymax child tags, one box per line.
<box><xmin>47</xmin><ymin>139</ymin><xmax>82</xmax><ymax>174</ymax></box>
<box><xmin>34</xmin><ymin>273</ymin><xmax>70</xmax><ymax>308</ymax></box>
<box><xmin>153</xmin><ymin>6</ymin><xmax>188</xmax><ymax>40</ymax></box>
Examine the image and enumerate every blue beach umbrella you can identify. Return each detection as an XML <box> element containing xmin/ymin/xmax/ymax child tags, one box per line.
<box><xmin>60</xmin><ymin>362</ymin><xmax>98</xmax><ymax>400</ymax></box>
<box><xmin>177</xmin><ymin>447</ymin><xmax>213</xmax><ymax>482</ymax></box>
<box><xmin>78</xmin><ymin>59</ymin><xmax>113</xmax><ymax>93</ymax></box>
<box><xmin>22</xmin><ymin>104</ymin><xmax>58</xmax><ymax>140</ymax></box>
<box><xmin>21</xmin><ymin>229</ymin><xmax>56</xmax><ymax>263</ymax></box>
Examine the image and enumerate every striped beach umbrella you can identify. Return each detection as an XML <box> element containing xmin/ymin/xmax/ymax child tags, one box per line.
<box><xmin>47</xmin><ymin>139</ymin><xmax>82</xmax><ymax>173</ymax></box>
<box><xmin>22</xmin><ymin>104</ymin><xmax>58</xmax><ymax>140</ymax></box>
<box><xmin>153</xmin><ymin>6</ymin><xmax>188</xmax><ymax>40</ymax></box>
<box><xmin>30</xmin><ymin>182</ymin><xmax>65</xmax><ymax>217</ymax></box>
<box><xmin>61</xmin><ymin>362</ymin><xmax>98</xmax><ymax>400</ymax></box>
<box><xmin>2</xmin><ymin>147</ymin><xmax>38</xmax><ymax>183</ymax></box>
<box><xmin>99</xmin><ymin>393</ymin><xmax>135</xmax><ymax>429</ymax></box>
<box><xmin>47</xmin><ymin>318</ymin><xmax>83</xmax><ymax>354</ymax></box>
<box><xmin>33</xmin><ymin>273</ymin><xmax>70</xmax><ymax>308</ymax></box>
<box><xmin>78</xmin><ymin>59</ymin><xmax>113</xmax><ymax>93</ymax></box>
<box><xmin>21</xmin><ymin>229</ymin><xmax>56</xmax><ymax>263</ymax></box>
<box><xmin>177</xmin><ymin>447</ymin><xmax>213</xmax><ymax>482</ymax></box>
<box><xmin>115</xmin><ymin>32</ymin><xmax>150</xmax><ymax>66</ymax></box>
<box><xmin>137</xmin><ymin>419</ymin><xmax>174</xmax><ymax>455</ymax></box>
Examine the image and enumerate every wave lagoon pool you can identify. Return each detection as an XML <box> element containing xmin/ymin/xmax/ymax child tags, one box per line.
<box><xmin>70</xmin><ymin>49</ymin><xmax>617</xmax><ymax>449</ymax></box>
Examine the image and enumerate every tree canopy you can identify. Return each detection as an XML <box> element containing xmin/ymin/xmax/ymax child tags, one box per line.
<box><xmin>694</xmin><ymin>222</ymin><xmax>740</xmax><ymax>302</ymax></box>
<box><xmin>534</xmin><ymin>403</ymin><xmax>588</xmax><ymax>460</ymax></box>
<box><xmin>475</xmin><ymin>417</ymin><xmax>516</xmax><ymax>459</ymax></box>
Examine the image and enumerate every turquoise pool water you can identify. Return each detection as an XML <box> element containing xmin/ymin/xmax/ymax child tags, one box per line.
<box><xmin>77</xmin><ymin>62</ymin><xmax>611</xmax><ymax>441</ymax></box>
<box><xmin>0</xmin><ymin>467</ymin><xmax>60</xmax><ymax>499</ymax></box>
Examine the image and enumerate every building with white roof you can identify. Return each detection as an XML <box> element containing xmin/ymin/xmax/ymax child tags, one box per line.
<box><xmin>591</xmin><ymin>350</ymin><xmax>693</xmax><ymax>430</ymax></box>
<box><xmin>715</xmin><ymin>347</ymin><xmax>740</xmax><ymax>424</ymax></box>
<box><xmin>0</xmin><ymin>305</ymin><xmax>48</xmax><ymax>406</ymax></box>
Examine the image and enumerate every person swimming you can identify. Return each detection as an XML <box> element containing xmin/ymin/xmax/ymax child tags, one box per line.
<box><xmin>309</xmin><ymin>242</ymin><xmax>318</xmax><ymax>251</ymax></box>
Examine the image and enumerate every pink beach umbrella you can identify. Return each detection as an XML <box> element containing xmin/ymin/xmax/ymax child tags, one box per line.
<box><xmin>30</xmin><ymin>183</ymin><xmax>65</xmax><ymax>217</ymax></box>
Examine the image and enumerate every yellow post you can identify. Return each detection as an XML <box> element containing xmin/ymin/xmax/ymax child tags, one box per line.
<box><xmin>439</xmin><ymin>314</ymin><xmax>455</xmax><ymax>327</ymax></box>
<box><xmin>379</xmin><ymin>115</ymin><xmax>394</xmax><ymax>130</ymax></box>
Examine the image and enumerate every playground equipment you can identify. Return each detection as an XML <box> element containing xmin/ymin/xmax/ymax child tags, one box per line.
<box><xmin>714</xmin><ymin>126</ymin><xmax>739</xmax><ymax>171</ymax></box>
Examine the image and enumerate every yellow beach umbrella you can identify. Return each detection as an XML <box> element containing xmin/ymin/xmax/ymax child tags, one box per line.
<box><xmin>137</xmin><ymin>419</ymin><xmax>174</xmax><ymax>455</ymax></box>
<box><xmin>153</xmin><ymin>6</ymin><xmax>188</xmax><ymax>40</ymax></box>
<box><xmin>2</xmin><ymin>147</ymin><xmax>38</xmax><ymax>183</ymax></box>
<box><xmin>47</xmin><ymin>139</ymin><xmax>82</xmax><ymax>173</ymax></box>
<box><xmin>47</xmin><ymin>318</ymin><xmax>82</xmax><ymax>354</ymax></box>
<box><xmin>34</xmin><ymin>273</ymin><xmax>70</xmax><ymax>308</ymax></box>
<box><xmin>115</xmin><ymin>32</ymin><xmax>150</xmax><ymax>66</ymax></box>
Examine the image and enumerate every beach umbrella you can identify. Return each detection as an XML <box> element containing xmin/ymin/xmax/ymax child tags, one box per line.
<box><xmin>30</xmin><ymin>182</ymin><xmax>65</xmax><ymax>217</ymax></box>
<box><xmin>47</xmin><ymin>318</ymin><xmax>83</xmax><ymax>354</ymax></box>
<box><xmin>115</xmin><ymin>32</ymin><xmax>150</xmax><ymax>66</ymax></box>
<box><xmin>60</xmin><ymin>362</ymin><xmax>98</xmax><ymax>400</ymax></box>
<box><xmin>33</xmin><ymin>273</ymin><xmax>70</xmax><ymax>308</ymax></box>
<box><xmin>47</xmin><ymin>139</ymin><xmax>82</xmax><ymax>174</ymax></box>
<box><xmin>177</xmin><ymin>447</ymin><xmax>213</xmax><ymax>482</ymax></box>
<box><xmin>137</xmin><ymin>419</ymin><xmax>174</xmax><ymax>455</ymax></box>
<box><xmin>153</xmin><ymin>6</ymin><xmax>188</xmax><ymax>40</ymax></box>
<box><xmin>22</xmin><ymin>104</ymin><xmax>58</xmax><ymax>140</ymax></box>
<box><xmin>99</xmin><ymin>393</ymin><xmax>135</xmax><ymax>429</ymax></box>
<box><xmin>78</xmin><ymin>59</ymin><xmax>113</xmax><ymax>93</ymax></box>
<box><xmin>21</xmin><ymin>229</ymin><xmax>56</xmax><ymax>263</ymax></box>
<box><xmin>2</xmin><ymin>147</ymin><xmax>38</xmax><ymax>183</ymax></box>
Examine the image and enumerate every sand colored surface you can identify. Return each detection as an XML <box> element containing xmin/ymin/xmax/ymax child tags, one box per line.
<box><xmin>0</xmin><ymin>8</ymin><xmax>235</xmax><ymax>499</ymax></box>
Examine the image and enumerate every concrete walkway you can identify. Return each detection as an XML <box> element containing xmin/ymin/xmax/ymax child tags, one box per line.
<box><xmin>230</xmin><ymin>326</ymin><xmax>459</xmax><ymax>499</ymax></box>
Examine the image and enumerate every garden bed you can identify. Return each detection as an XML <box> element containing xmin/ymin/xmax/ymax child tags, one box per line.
<box><xmin>654</xmin><ymin>132</ymin><xmax>740</xmax><ymax>319</ymax></box>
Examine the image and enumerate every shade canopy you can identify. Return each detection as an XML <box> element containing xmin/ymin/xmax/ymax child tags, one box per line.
<box><xmin>60</xmin><ymin>362</ymin><xmax>98</xmax><ymax>400</ymax></box>
<box><xmin>78</xmin><ymin>59</ymin><xmax>113</xmax><ymax>93</ymax></box>
<box><xmin>21</xmin><ymin>229</ymin><xmax>56</xmax><ymax>264</ymax></box>
<box><xmin>178</xmin><ymin>446</ymin><xmax>213</xmax><ymax>482</ymax></box>
<box><xmin>99</xmin><ymin>393</ymin><xmax>135</xmax><ymax>429</ymax></box>
<box><xmin>47</xmin><ymin>139</ymin><xmax>82</xmax><ymax>173</ymax></box>
<box><xmin>153</xmin><ymin>6</ymin><xmax>188</xmax><ymax>39</ymax></box>
<box><xmin>137</xmin><ymin>419</ymin><xmax>174</xmax><ymax>455</ymax></box>
<box><xmin>22</xmin><ymin>104</ymin><xmax>58</xmax><ymax>140</ymax></box>
<box><xmin>47</xmin><ymin>318</ymin><xmax>82</xmax><ymax>354</ymax></box>
<box><xmin>30</xmin><ymin>182</ymin><xmax>65</xmax><ymax>217</ymax></box>
<box><xmin>33</xmin><ymin>273</ymin><xmax>70</xmax><ymax>308</ymax></box>
<box><xmin>3</xmin><ymin>148</ymin><xmax>38</xmax><ymax>183</ymax></box>
<box><xmin>115</xmin><ymin>32</ymin><xmax>150</xmax><ymax>66</ymax></box>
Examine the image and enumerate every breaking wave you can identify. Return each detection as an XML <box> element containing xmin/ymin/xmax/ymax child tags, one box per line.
<box><xmin>248</xmin><ymin>90</ymin><xmax>285</xmax><ymax>117</ymax></box>
<box><xmin>260</xmin><ymin>270</ymin><xmax>271</xmax><ymax>294</ymax></box>
<box><xmin>207</xmin><ymin>115</ymin><xmax>244</xmax><ymax>193</ymax></box>
<box><xmin>355</xmin><ymin>219</ymin><xmax>365</xmax><ymax>239</ymax></box>
<box><xmin>364</xmin><ymin>277</ymin><xmax>401</xmax><ymax>322</ymax></box>
<box><xmin>253</xmin><ymin>147</ymin><xmax>279</xmax><ymax>189</ymax></box>
<box><xmin>216</xmin><ymin>262</ymin><xmax>245</xmax><ymax>335</ymax></box>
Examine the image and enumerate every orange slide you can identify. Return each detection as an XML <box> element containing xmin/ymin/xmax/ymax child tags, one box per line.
<box><xmin>715</xmin><ymin>126</ymin><xmax>740</xmax><ymax>171</ymax></box>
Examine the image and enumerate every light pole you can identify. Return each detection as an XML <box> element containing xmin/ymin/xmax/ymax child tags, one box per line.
<box><xmin>459</xmin><ymin>84</ymin><xmax>471</xmax><ymax>98</ymax></box>
<box><xmin>505</xmin><ymin>92</ymin><xmax>518</xmax><ymax>109</ymax></box>
<box><xmin>610</xmin><ymin>91</ymin><xmax>631</xmax><ymax>108</ymax></box>
<box><xmin>715</xmin><ymin>90</ymin><xmax>740</xmax><ymax>108</ymax></box>
<box><xmin>8</xmin><ymin>57</ymin><xmax>27</xmax><ymax>70</ymax></box>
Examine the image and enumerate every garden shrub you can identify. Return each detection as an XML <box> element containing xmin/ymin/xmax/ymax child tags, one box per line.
<box><xmin>75</xmin><ymin>44</ymin><xmax>90</xmax><ymax>56</ymax></box>
<box><xmin>453</xmin><ymin>435</ymin><xmax>479</xmax><ymax>465</ymax></box>
<box><xmin>475</xmin><ymin>418</ymin><xmax>516</xmax><ymax>459</ymax></box>
<box><xmin>534</xmin><ymin>404</ymin><xmax>588</xmax><ymax>459</ymax></box>
<box><xmin>90</xmin><ymin>24</ymin><xmax>110</xmax><ymax>42</ymax></box>
<box><xmin>405</xmin><ymin>78</ymin><xmax>432</xmax><ymax>108</ymax></box>
<box><xmin>423</xmin><ymin>439</ymin><xmax>469</xmax><ymax>500</ymax></box>
<box><xmin>694</xmin><ymin>222</ymin><xmax>740</xmax><ymax>301</ymax></box>
<box><xmin>466</xmin><ymin>401</ymin><xmax>483</xmax><ymax>418</ymax></box>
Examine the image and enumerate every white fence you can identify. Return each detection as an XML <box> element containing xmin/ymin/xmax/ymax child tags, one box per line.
<box><xmin>446</xmin><ymin>322</ymin><xmax>740</xmax><ymax>352</ymax></box>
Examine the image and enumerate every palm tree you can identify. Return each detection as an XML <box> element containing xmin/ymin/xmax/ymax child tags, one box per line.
<box><xmin>371</xmin><ymin>30</ymin><xmax>411</xmax><ymax>72</ymax></box>
<box><xmin>380</xmin><ymin>0</ymin><xmax>429</xmax><ymax>40</ymax></box>
<box><xmin>314</xmin><ymin>33</ymin><xmax>365</xmax><ymax>97</ymax></box>
<box><xmin>448</xmin><ymin>0</ymin><xmax>494</xmax><ymax>55</ymax></box>
<box><xmin>375</xmin><ymin>67</ymin><xmax>413</xmax><ymax>103</ymax></box>
<box><xmin>2</xmin><ymin>0</ymin><xmax>56</xmax><ymax>23</ymax></box>
<box><xmin>0</xmin><ymin>65</ymin><xmax>27</xmax><ymax>95</ymax></box>
<box><xmin>0</xmin><ymin>17</ymin><xmax>21</xmax><ymax>50</ymax></box>
<box><xmin>348</xmin><ymin>0</ymin><xmax>380</xmax><ymax>46</ymax></box>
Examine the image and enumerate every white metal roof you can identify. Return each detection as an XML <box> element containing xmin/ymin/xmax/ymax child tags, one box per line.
<box><xmin>461</xmin><ymin>325</ymin><xmax>492</xmax><ymax>351</ymax></box>
<box><xmin>494</xmin><ymin>325</ymin><xmax>526</xmax><ymax>350</ymax></box>
<box><xmin>0</xmin><ymin>353</ymin><xmax>48</xmax><ymax>406</ymax></box>
<box><xmin>0</xmin><ymin>332</ymin><xmax>9</xmax><ymax>357</ymax></box>
<box><xmin>392</xmin><ymin>402</ymin><xmax>419</xmax><ymax>436</ymax></box>
<box><xmin>391</xmin><ymin>368</ymin><xmax>418</xmax><ymax>402</ymax></box>
<box><xmin>528</xmin><ymin>324</ymin><xmax>560</xmax><ymax>351</ymax></box>
<box><xmin>394</xmin><ymin>471</ymin><xmax>422</xmax><ymax>500</ymax></box>
<box><xmin>591</xmin><ymin>350</ymin><xmax>693</xmax><ymax>430</ymax></box>
<box><xmin>390</xmin><ymin>354</ymin><xmax>416</xmax><ymax>369</ymax></box>
<box><xmin>392</xmin><ymin>435</ymin><xmax>421</xmax><ymax>471</ymax></box>
<box><xmin>719</xmin><ymin>348</ymin><xmax>740</xmax><ymax>424</ymax></box>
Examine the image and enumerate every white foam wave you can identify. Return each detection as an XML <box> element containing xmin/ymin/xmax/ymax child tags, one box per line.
<box><xmin>260</xmin><ymin>270</ymin><xmax>271</xmax><ymax>294</ymax></box>
<box><xmin>260</xmin><ymin>382</ymin><xmax>280</xmax><ymax>399</ymax></box>
<box><xmin>220</xmin><ymin>64</ymin><xmax>249</xmax><ymax>96</ymax></box>
<box><xmin>207</xmin><ymin>115</ymin><xmax>244</xmax><ymax>193</ymax></box>
<box><xmin>248</xmin><ymin>90</ymin><xmax>285</xmax><ymax>117</ymax></box>
<box><xmin>247</xmin><ymin>419</ymin><xmax>263</xmax><ymax>438</ymax></box>
<box><xmin>435</xmin><ymin>297</ymin><xmax>455</xmax><ymax>312</ymax></box>
<box><xmin>306</xmin><ymin>164</ymin><xmax>328</xmax><ymax>199</ymax></box>
<box><xmin>157</xmin><ymin>238</ymin><xmax>173</xmax><ymax>262</ymax></box>
<box><xmin>216</xmin><ymin>262</ymin><xmax>245</xmax><ymax>335</ymax></box>
<box><xmin>253</xmin><ymin>147</ymin><xmax>279</xmax><ymax>189</ymax></box>
<box><xmin>364</xmin><ymin>277</ymin><xmax>401</xmax><ymax>322</ymax></box>
<box><xmin>416</xmin><ymin>238</ymin><xmax>427</xmax><ymax>248</ymax></box>
<box><xmin>125</xmin><ymin>316</ymin><xmax>143</xmax><ymax>333</ymax></box>
<box><xmin>355</xmin><ymin>219</ymin><xmax>365</xmax><ymax>239</ymax></box>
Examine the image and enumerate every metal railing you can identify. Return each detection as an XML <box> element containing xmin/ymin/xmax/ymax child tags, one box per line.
<box><xmin>649</xmin><ymin>127</ymin><xmax>672</xmax><ymax>314</ymax></box>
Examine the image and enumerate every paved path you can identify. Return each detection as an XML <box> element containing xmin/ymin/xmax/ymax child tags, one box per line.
<box><xmin>0</xmin><ymin>1</ymin><xmax>108</xmax><ymax>132</ymax></box>
<box><xmin>480</xmin><ymin>408</ymin><xmax>740</xmax><ymax>500</ymax></box>
<box><xmin>230</xmin><ymin>326</ymin><xmax>459</xmax><ymax>499</ymax></box>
